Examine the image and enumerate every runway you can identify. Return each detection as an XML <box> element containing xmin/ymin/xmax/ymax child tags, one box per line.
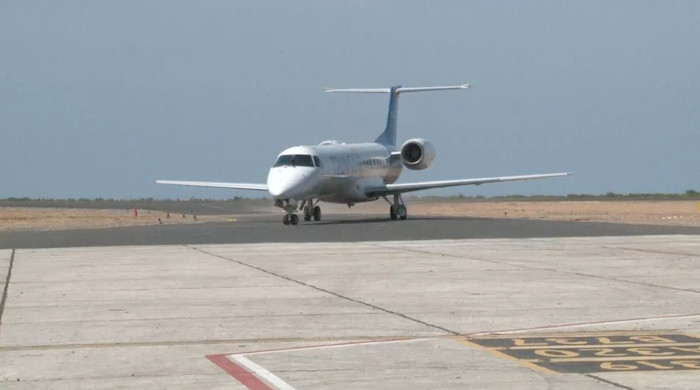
<box><xmin>1</xmin><ymin>217</ymin><xmax>699</xmax><ymax>389</ymax></box>
<box><xmin>2</xmin><ymin>214</ymin><xmax>700</xmax><ymax>249</ymax></box>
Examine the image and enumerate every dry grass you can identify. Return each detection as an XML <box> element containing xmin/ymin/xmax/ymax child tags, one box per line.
<box><xmin>2</xmin><ymin>200</ymin><xmax>699</xmax><ymax>231</ymax></box>
<box><xmin>324</xmin><ymin>200</ymin><xmax>700</xmax><ymax>227</ymax></box>
<box><xmin>0</xmin><ymin>208</ymin><xmax>225</xmax><ymax>232</ymax></box>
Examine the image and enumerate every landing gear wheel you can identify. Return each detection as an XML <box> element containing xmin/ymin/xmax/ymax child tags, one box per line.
<box><xmin>313</xmin><ymin>206</ymin><xmax>321</xmax><ymax>221</ymax></box>
<box><xmin>290</xmin><ymin>214</ymin><xmax>299</xmax><ymax>225</ymax></box>
<box><xmin>390</xmin><ymin>206</ymin><xmax>397</xmax><ymax>220</ymax></box>
<box><xmin>397</xmin><ymin>205</ymin><xmax>407</xmax><ymax>220</ymax></box>
<box><xmin>283</xmin><ymin>214</ymin><xmax>291</xmax><ymax>225</ymax></box>
<box><xmin>303</xmin><ymin>206</ymin><xmax>312</xmax><ymax>221</ymax></box>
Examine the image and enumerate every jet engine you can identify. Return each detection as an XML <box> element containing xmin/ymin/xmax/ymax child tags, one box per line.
<box><xmin>400</xmin><ymin>138</ymin><xmax>436</xmax><ymax>170</ymax></box>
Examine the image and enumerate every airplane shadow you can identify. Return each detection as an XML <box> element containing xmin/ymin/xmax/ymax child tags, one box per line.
<box><xmin>306</xmin><ymin>215</ymin><xmax>479</xmax><ymax>226</ymax></box>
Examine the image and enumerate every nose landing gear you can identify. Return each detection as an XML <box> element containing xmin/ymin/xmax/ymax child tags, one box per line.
<box><xmin>283</xmin><ymin>213</ymin><xmax>299</xmax><ymax>225</ymax></box>
<box><xmin>281</xmin><ymin>199</ymin><xmax>321</xmax><ymax>225</ymax></box>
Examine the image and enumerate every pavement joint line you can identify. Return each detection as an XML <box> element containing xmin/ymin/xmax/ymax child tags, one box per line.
<box><xmin>366</xmin><ymin>242</ymin><xmax>700</xmax><ymax>295</ymax></box>
<box><xmin>0</xmin><ymin>248</ymin><xmax>15</xmax><ymax>336</ymax></box>
<box><xmin>6</xmin><ymin>313</ymin><xmax>695</xmax><ymax>353</ymax></box>
<box><xmin>189</xmin><ymin>245</ymin><xmax>461</xmax><ymax>336</ymax></box>
<box><xmin>602</xmin><ymin>245</ymin><xmax>699</xmax><ymax>258</ymax></box>
<box><xmin>0</xmin><ymin>336</ymin><xmax>421</xmax><ymax>352</ymax></box>
<box><xmin>4</xmin><ymin>311</ymin><xmax>385</xmax><ymax>325</ymax></box>
<box><xmin>585</xmin><ymin>374</ymin><xmax>637</xmax><ymax>390</ymax></box>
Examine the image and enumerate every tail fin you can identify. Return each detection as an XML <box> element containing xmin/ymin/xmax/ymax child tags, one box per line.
<box><xmin>325</xmin><ymin>83</ymin><xmax>470</xmax><ymax>147</ymax></box>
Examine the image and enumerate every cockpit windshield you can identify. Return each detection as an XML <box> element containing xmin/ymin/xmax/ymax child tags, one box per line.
<box><xmin>273</xmin><ymin>154</ymin><xmax>316</xmax><ymax>167</ymax></box>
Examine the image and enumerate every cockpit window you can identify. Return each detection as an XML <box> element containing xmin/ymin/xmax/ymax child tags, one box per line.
<box><xmin>273</xmin><ymin>154</ymin><xmax>315</xmax><ymax>167</ymax></box>
<box><xmin>313</xmin><ymin>156</ymin><xmax>321</xmax><ymax>167</ymax></box>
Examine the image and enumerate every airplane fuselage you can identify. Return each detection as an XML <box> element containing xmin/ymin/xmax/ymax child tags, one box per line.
<box><xmin>267</xmin><ymin>141</ymin><xmax>402</xmax><ymax>204</ymax></box>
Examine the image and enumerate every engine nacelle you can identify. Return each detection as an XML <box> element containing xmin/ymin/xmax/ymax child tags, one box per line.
<box><xmin>400</xmin><ymin>138</ymin><xmax>436</xmax><ymax>170</ymax></box>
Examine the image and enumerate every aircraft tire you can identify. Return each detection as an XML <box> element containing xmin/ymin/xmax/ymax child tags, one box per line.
<box><xmin>290</xmin><ymin>214</ymin><xmax>299</xmax><ymax>225</ymax></box>
<box><xmin>283</xmin><ymin>214</ymin><xmax>291</xmax><ymax>225</ymax></box>
<box><xmin>398</xmin><ymin>205</ymin><xmax>407</xmax><ymax>220</ymax></box>
<box><xmin>313</xmin><ymin>206</ymin><xmax>321</xmax><ymax>221</ymax></box>
<box><xmin>390</xmin><ymin>206</ymin><xmax>397</xmax><ymax>220</ymax></box>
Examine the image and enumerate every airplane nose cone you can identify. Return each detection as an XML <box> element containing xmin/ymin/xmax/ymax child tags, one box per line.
<box><xmin>267</xmin><ymin>168</ymin><xmax>307</xmax><ymax>198</ymax></box>
<box><xmin>267</xmin><ymin>179</ymin><xmax>292</xmax><ymax>198</ymax></box>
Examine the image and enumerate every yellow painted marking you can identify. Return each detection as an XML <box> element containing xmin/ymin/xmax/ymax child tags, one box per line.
<box><xmin>473</xmin><ymin>330</ymin><xmax>680</xmax><ymax>338</ymax></box>
<box><xmin>534</xmin><ymin>349</ymin><xmax>580</xmax><ymax>358</ymax></box>
<box><xmin>545</xmin><ymin>337</ymin><xmax>589</xmax><ymax>345</ymax></box>
<box><xmin>601</xmin><ymin>362</ymin><xmax>638</xmax><ymax>371</ymax></box>
<box><xmin>513</xmin><ymin>338</ymin><xmax>547</xmax><ymax>346</ymax></box>
<box><xmin>629</xmin><ymin>335</ymin><xmax>676</xmax><ymax>344</ymax></box>
<box><xmin>627</xmin><ymin>347</ymin><xmax>675</xmax><ymax>356</ymax></box>
<box><xmin>456</xmin><ymin>337</ymin><xmax>556</xmax><ymax>375</ymax></box>
<box><xmin>637</xmin><ymin>361</ymin><xmax>674</xmax><ymax>370</ymax></box>
<box><xmin>587</xmin><ymin>348</ymin><xmax>629</xmax><ymax>357</ymax></box>
<box><xmin>510</xmin><ymin>342</ymin><xmax>700</xmax><ymax>350</ymax></box>
<box><xmin>550</xmin><ymin>354</ymin><xmax>700</xmax><ymax>363</ymax></box>
<box><xmin>672</xmin><ymin>360</ymin><xmax>700</xmax><ymax>369</ymax></box>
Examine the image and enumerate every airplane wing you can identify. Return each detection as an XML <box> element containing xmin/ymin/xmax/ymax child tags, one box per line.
<box><xmin>365</xmin><ymin>173</ymin><xmax>571</xmax><ymax>197</ymax></box>
<box><xmin>155</xmin><ymin>180</ymin><xmax>268</xmax><ymax>191</ymax></box>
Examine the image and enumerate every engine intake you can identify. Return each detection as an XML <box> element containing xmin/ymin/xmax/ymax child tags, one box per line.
<box><xmin>400</xmin><ymin>138</ymin><xmax>435</xmax><ymax>170</ymax></box>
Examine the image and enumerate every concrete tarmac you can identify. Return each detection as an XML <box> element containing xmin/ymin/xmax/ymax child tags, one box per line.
<box><xmin>1</xmin><ymin>236</ymin><xmax>700</xmax><ymax>389</ymax></box>
<box><xmin>2</xmin><ymin>214</ymin><xmax>700</xmax><ymax>249</ymax></box>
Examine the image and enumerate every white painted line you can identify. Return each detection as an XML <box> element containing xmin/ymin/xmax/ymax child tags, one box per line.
<box><xmin>468</xmin><ymin>313</ymin><xmax>700</xmax><ymax>337</ymax></box>
<box><xmin>231</xmin><ymin>354</ymin><xmax>297</xmax><ymax>390</ymax></box>
<box><xmin>243</xmin><ymin>337</ymin><xmax>431</xmax><ymax>357</ymax></box>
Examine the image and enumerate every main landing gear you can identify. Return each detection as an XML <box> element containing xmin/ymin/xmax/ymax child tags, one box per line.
<box><xmin>385</xmin><ymin>193</ymin><xmax>407</xmax><ymax>221</ymax></box>
<box><xmin>282</xmin><ymin>199</ymin><xmax>321</xmax><ymax>225</ymax></box>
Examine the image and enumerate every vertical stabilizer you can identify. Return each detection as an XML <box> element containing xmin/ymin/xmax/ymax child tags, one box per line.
<box><xmin>375</xmin><ymin>86</ymin><xmax>401</xmax><ymax>146</ymax></box>
<box><xmin>325</xmin><ymin>83</ymin><xmax>469</xmax><ymax>147</ymax></box>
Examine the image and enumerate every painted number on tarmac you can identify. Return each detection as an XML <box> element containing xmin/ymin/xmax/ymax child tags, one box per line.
<box><xmin>467</xmin><ymin>332</ymin><xmax>700</xmax><ymax>373</ymax></box>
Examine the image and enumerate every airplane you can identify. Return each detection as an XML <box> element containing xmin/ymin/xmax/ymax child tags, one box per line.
<box><xmin>157</xmin><ymin>83</ymin><xmax>570</xmax><ymax>225</ymax></box>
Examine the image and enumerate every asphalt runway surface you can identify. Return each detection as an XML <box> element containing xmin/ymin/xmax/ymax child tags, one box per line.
<box><xmin>1</xmin><ymin>213</ymin><xmax>699</xmax><ymax>249</ymax></box>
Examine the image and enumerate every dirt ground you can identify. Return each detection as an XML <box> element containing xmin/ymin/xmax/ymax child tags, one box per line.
<box><xmin>1</xmin><ymin>201</ymin><xmax>699</xmax><ymax>232</ymax></box>
<box><xmin>0</xmin><ymin>208</ymin><xmax>226</xmax><ymax>232</ymax></box>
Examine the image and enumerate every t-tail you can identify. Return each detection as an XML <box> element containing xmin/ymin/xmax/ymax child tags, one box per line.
<box><xmin>325</xmin><ymin>83</ymin><xmax>470</xmax><ymax>146</ymax></box>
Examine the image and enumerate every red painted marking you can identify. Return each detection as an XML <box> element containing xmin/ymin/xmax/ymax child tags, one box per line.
<box><xmin>207</xmin><ymin>354</ymin><xmax>274</xmax><ymax>390</ymax></box>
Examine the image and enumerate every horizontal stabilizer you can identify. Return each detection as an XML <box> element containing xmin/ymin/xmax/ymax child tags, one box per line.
<box><xmin>325</xmin><ymin>84</ymin><xmax>470</xmax><ymax>94</ymax></box>
<box><xmin>326</xmin><ymin>83</ymin><xmax>470</xmax><ymax>146</ymax></box>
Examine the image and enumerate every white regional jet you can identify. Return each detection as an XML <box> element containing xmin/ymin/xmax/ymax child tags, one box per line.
<box><xmin>157</xmin><ymin>84</ymin><xmax>570</xmax><ymax>225</ymax></box>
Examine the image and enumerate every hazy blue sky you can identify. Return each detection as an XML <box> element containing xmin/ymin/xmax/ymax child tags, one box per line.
<box><xmin>1</xmin><ymin>1</ymin><xmax>698</xmax><ymax>199</ymax></box>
